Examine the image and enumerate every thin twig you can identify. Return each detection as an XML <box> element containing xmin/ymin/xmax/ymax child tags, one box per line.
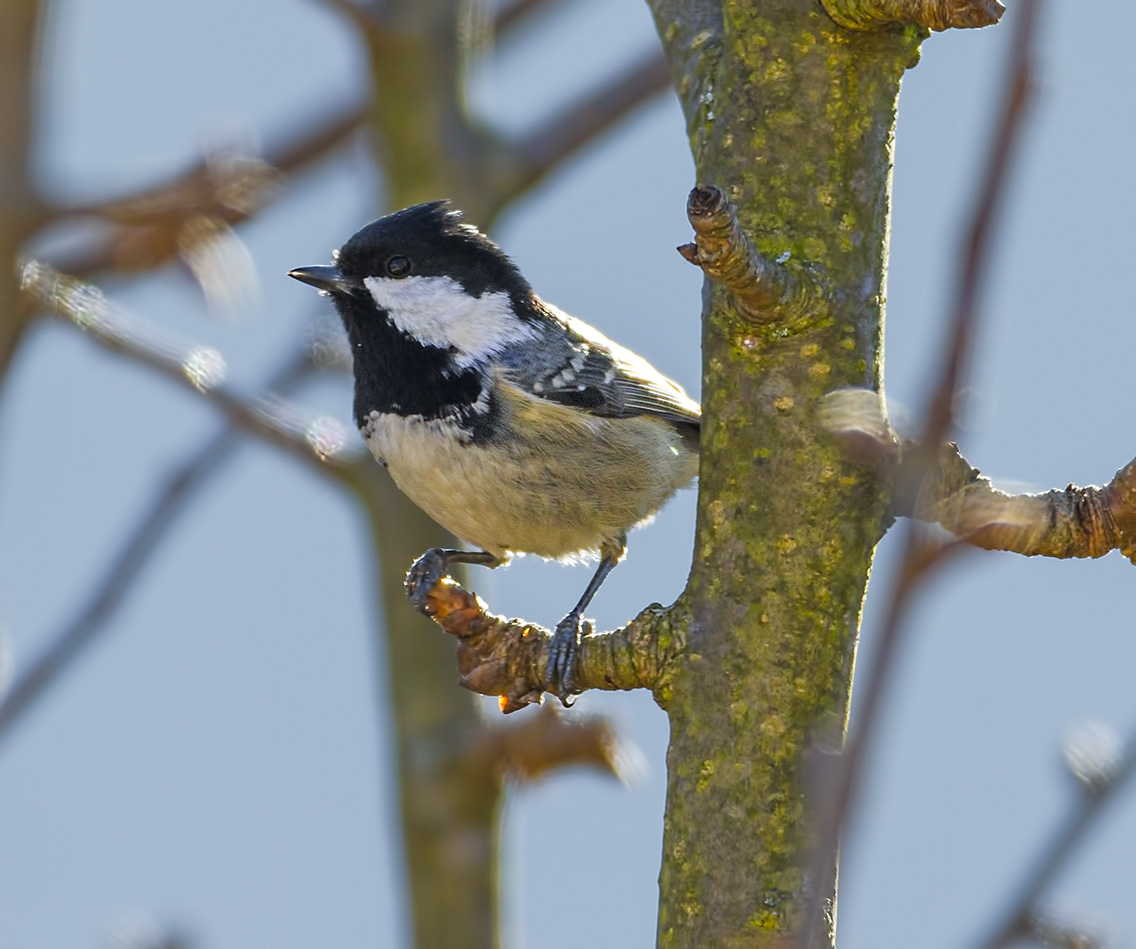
<box><xmin>803</xmin><ymin>3</ymin><xmax>1043</xmax><ymax>943</ymax></box>
<box><xmin>50</xmin><ymin>98</ymin><xmax>367</xmax><ymax>278</ymax></box>
<box><xmin>493</xmin><ymin>0</ymin><xmax>571</xmax><ymax>35</ymax></box>
<box><xmin>318</xmin><ymin>0</ymin><xmax>388</xmax><ymax>42</ymax></box>
<box><xmin>19</xmin><ymin>260</ymin><xmax>358</xmax><ymax>475</ymax></box>
<box><xmin>819</xmin><ymin>389</ymin><xmax>1136</xmax><ymax>563</ymax></box>
<box><xmin>0</xmin><ymin>347</ymin><xmax>314</xmax><ymax>744</ymax></box>
<box><xmin>971</xmin><ymin>729</ymin><xmax>1136</xmax><ymax>949</ymax></box>
<box><xmin>495</xmin><ymin>48</ymin><xmax>671</xmax><ymax>205</ymax></box>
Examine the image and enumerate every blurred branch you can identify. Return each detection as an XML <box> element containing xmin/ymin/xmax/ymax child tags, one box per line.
<box><xmin>48</xmin><ymin>98</ymin><xmax>367</xmax><ymax>278</ymax></box>
<box><xmin>971</xmin><ymin>728</ymin><xmax>1136</xmax><ymax>949</ymax></box>
<box><xmin>19</xmin><ymin>261</ymin><xmax>358</xmax><ymax>475</ymax></box>
<box><xmin>677</xmin><ymin>184</ymin><xmax>827</xmax><ymax>323</ymax></box>
<box><xmin>318</xmin><ymin>0</ymin><xmax>389</xmax><ymax>41</ymax></box>
<box><xmin>0</xmin><ymin>0</ymin><xmax>47</xmax><ymax>381</ymax></box>
<box><xmin>494</xmin><ymin>0</ymin><xmax>571</xmax><ymax>35</ymax></box>
<box><xmin>821</xmin><ymin>389</ymin><xmax>1136</xmax><ymax>563</ymax></box>
<box><xmin>0</xmin><ymin>343</ymin><xmax>320</xmax><ymax>745</ymax></box>
<box><xmin>463</xmin><ymin>703</ymin><xmax>622</xmax><ymax>783</ymax></box>
<box><xmin>804</xmin><ymin>2</ymin><xmax>1042</xmax><ymax>943</ymax></box>
<box><xmin>490</xmin><ymin>47</ymin><xmax>671</xmax><ymax>210</ymax></box>
<box><xmin>1021</xmin><ymin>914</ymin><xmax>1104</xmax><ymax>949</ymax></box>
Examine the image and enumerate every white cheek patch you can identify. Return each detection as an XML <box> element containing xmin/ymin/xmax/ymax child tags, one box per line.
<box><xmin>364</xmin><ymin>274</ymin><xmax>535</xmax><ymax>366</ymax></box>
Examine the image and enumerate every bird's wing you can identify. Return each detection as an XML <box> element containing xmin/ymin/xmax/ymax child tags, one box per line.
<box><xmin>497</xmin><ymin>300</ymin><xmax>701</xmax><ymax>430</ymax></box>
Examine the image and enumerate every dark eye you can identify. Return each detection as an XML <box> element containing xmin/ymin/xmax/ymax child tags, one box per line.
<box><xmin>386</xmin><ymin>255</ymin><xmax>411</xmax><ymax>278</ymax></box>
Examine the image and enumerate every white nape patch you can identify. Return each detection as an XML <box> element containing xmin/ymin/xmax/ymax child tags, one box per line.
<box><xmin>364</xmin><ymin>274</ymin><xmax>535</xmax><ymax>367</ymax></box>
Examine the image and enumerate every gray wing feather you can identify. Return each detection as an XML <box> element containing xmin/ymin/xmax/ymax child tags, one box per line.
<box><xmin>497</xmin><ymin>300</ymin><xmax>701</xmax><ymax>430</ymax></box>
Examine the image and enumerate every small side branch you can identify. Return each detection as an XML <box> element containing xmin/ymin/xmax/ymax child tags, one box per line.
<box><xmin>971</xmin><ymin>724</ymin><xmax>1136</xmax><ymax>949</ymax></box>
<box><xmin>461</xmin><ymin>704</ymin><xmax>623</xmax><ymax>783</ymax></box>
<box><xmin>677</xmin><ymin>185</ymin><xmax>825</xmax><ymax>324</ymax></box>
<box><xmin>489</xmin><ymin>49</ymin><xmax>672</xmax><ymax>214</ymax></box>
<box><xmin>410</xmin><ymin>574</ymin><xmax>686</xmax><ymax>714</ymax></box>
<box><xmin>821</xmin><ymin>388</ymin><xmax>1136</xmax><ymax>563</ymax></box>
<box><xmin>0</xmin><ymin>348</ymin><xmax>316</xmax><ymax>745</ymax></box>
<box><xmin>820</xmin><ymin>0</ymin><xmax>1004</xmax><ymax>32</ymax></box>
<box><xmin>19</xmin><ymin>261</ymin><xmax>357</xmax><ymax>476</ymax></box>
<box><xmin>52</xmin><ymin>99</ymin><xmax>367</xmax><ymax>278</ymax></box>
<box><xmin>494</xmin><ymin>0</ymin><xmax>569</xmax><ymax>35</ymax></box>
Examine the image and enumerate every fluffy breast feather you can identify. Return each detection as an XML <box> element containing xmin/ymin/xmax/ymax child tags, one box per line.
<box><xmin>361</xmin><ymin>379</ymin><xmax>698</xmax><ymax>561</ymax></box>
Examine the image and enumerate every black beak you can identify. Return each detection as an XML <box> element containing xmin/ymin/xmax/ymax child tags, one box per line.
<box><xmin>288</xmin><ymin>265</ymin><xmax>361</xmax><ymax>294</ymax></box>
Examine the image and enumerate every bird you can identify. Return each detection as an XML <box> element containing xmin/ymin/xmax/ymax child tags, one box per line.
<box><xmin>288</xmin><ymin>201</ymin><xmax>700</xmax><ymax>703</ymax></box>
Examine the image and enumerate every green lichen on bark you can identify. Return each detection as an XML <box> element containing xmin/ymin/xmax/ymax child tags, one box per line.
<box><xmin>648</xmin><ymin>1</ymin><xmax>922</xmax><ymax>945</ymax></box>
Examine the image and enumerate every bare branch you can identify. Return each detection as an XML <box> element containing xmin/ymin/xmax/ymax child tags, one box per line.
<box><xmin>1021</xmin><ymin>913</ymin><xmax>1104</xmax><ymax>949</ymax></box>
<box><xmin>407</xmin><ymin>570</ymin><xmax>687</xmax><ymax>714</ymax></box>
<box><xmin>0</xmin><ymin>346</ymin><xmax>314</xmax><ymax>745</ymax></box>
<box><xmin>493</xmin><ymin>0</ymin><xmax>571</xmax><ymax>35</ymax></box>
<box><xmin>803</xmin><ymin>3</ymin><xmax>1042</xmax><ymax>943</ymax></box>
<box><xmin>491</xmin><ymin>48</ymin><xmax>672</xmax><ymax>210</ymax></box>
<box><xmin>18</xmin><ymin>260</ymin><xmax>357</xmax><ymax>475</ymax></box>
<box><xmin>971</xmin><ymin>728</ymin><xmax>1136</xmax><ymax>949</ymax></box>
<box><xmin>318</xmin><ymin>0</ymin><xmax>389</xmax><ymax>43</ymax></box>
<box><xmin>462</xmin><ymin>703</ymin><xmax>622</xmax><ymax>783</ymax></box>
<box><xmin>50</xmin><ymin>99</ymin><xmax>367</xmax><ymax>278</ymax></box>
<box><xmin>820</xmin><ymin>0</ymin><xmax>1004</xmax><ymax>32</ymax></box>
<box><xmin>821</xmin><ymin>388</ymin><xmax>1136</xmax><ymax>563</ymax></box>
<box><xmin>677</xmin><ymin>184</ymin><xmax>827</xmax><ymax>324</ymax></box>
<box><xmin>0</xmin><ymin>0</ymin><xmax>47</xmax><ymax>379</ymax></box>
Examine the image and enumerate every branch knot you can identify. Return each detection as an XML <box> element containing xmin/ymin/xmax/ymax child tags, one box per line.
<box><xmin>678</xmin><ymin>185</ymin><xmax>826</xmax><ymax>325</ymax></box>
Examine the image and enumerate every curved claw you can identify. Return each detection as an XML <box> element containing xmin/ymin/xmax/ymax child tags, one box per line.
<box><xmin>545</xmin><ymin>612</ymin><xmax>583</xmax><ymax>706</ymax></box>
<box><xmin>405</xmin><ymin>547</ymin><xmax>449</xmax><ymax>612</ymax></box>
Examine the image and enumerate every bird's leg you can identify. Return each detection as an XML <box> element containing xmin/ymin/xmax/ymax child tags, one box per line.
<box><xmin>406</xmin><ymin>547</ymin><xmax>500</xmax><ymax>611</ymax></box>
<box><xmin>546</xmin><ymin>534</ymin><xmax>627</xmax><ymax>706</ymax></box>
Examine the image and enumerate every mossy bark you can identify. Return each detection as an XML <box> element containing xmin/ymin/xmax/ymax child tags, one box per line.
<box><xmin>647</xmin><ymin>2</ymin><xmax>919</xmax><ymax>945</ymax></box>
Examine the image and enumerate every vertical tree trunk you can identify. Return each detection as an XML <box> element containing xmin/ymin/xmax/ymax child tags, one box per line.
<box><xmin>0</xmin><ymin>0</ymin><xmax>43</xmax><ymax>382</ymax></box>
<box><xmin>648</xmin><ymin>2</ymin><xmax>919</xmax><ymax>944</ymax></box>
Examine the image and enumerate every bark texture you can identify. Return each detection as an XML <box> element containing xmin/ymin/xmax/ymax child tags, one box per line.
<box><xmin>647</xmin><ymin>2</ymin><xmax>918</xmax><ymax>944</ymax></box>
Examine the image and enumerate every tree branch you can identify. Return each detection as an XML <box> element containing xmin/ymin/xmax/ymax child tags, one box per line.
<box><xmin>0</xmin><ymin>347</ymin><xmax>318</xmax><ymax>745</ymax></box>
<box><xmin>408</xmin><ymin>571</ymin><xmax>687</xmax><ymax>714</ymax></box>
<box><xmin>50</xmin><ymin>98</ymin><xmax>367</xmax><ymax>279</ymax></box>
<box><xmin>493</xmin><ymin>0</ymin><xmax>571</xmax><ymax>35</ymax></box>
<box><xmin>0</xmin><ymin>0</ymin><xmax>47</xmax><ymax>382</ymax></box>
<box><xmin>677</xmin><ymin>184</ymin><xmax>827</xmax><ymax>324</ymax></box>
<box><xmin>972</xmin><ymin>724</ymin><xmax>1136</xmax><ymax>949</ymax></box>
<box><xmin>492</xmin><ymin>48</ymin><xmax>672</xmax><ymax>207</ymax></box>
<box><xmin>19</xmin><ymin>261</ymin><xmax>357</xmax><ymax>475</ymax></box>
<box><xmin>461</xmin><ymin>703</ymin><xmax>623</xmax><ymax>783</ymax></box>
<box><xmin>821</xmin><ymin>388</ymin><xmax>1136</xmax><ymax>563</ymax></box>
<box><xmin>820</xmin><ymin>0</ymin><xmax>1004</xmax><ymax>32</ymax></box>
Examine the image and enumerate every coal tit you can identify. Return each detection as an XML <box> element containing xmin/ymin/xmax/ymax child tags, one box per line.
<box><xmin>289</xmin><ymin>201</ymin><xmax>700</xmax><ymax>702</ymax></box>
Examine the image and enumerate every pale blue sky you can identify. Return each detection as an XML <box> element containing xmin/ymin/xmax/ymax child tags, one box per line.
<box><xmin>2</xmin><ymin>2</ymin><xmax>1134</xmax><ymax>947</ymax></box>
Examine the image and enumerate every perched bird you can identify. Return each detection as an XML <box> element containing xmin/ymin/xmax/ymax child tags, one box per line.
<box><xmin>289</xmin><ymin>201</ymin><xmax>700</xmax><ymax>702</ymax></box>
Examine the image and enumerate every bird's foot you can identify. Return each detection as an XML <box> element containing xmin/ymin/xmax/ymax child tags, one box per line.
<box><xmin>405</xmin><ymin>548</ymin><xmax>450</xmax><ymax>612</ymax></box>
<box><xmin>545</xmin><ymin>611</ymin><xmax>585</xmax><ymax>707</ymax></box>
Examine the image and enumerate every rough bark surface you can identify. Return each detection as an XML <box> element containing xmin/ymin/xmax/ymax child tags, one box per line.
<box><xmin>647</xmin><ymin>2</ymin><xmax>918</xmax><ymax>944</ymax></box>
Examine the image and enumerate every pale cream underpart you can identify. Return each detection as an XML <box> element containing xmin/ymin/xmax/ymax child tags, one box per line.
<box><xmin>361</xmin><ymin>378</ymin><xmax>698</xmax><ymax>562</ymax></box>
